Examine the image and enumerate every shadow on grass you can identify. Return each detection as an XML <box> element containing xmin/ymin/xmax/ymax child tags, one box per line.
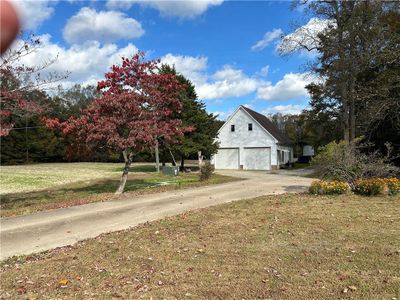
<box><xmin>113</xmin><ymin>164</ymin><xmax>157</xmax><ymax>173</ymax></box>
<box><xmin>284</xmin><ymin>185</ymin><xmax>309</xmax><ymax>193</ymax></box>
<box><xmin>0</xmin><ymin>178</ymin><xmax>163</xmax><ymax>211</ymax></box>
<box><xmin>113</xmin><ymin>164</ymin><xmax>202</xmax><ymax>173</ymax></box>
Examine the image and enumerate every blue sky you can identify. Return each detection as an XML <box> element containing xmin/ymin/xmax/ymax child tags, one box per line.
<box><xmin>13</xmin><ymin>0</ymin><xmax>318</xmax><ymax>119</ymax></box>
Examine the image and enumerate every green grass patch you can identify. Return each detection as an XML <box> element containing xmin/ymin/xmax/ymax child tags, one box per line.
<box><xmin>1</xmin><ymin>193</ymin><xmax>399</xmax><ymax>299</ymax></box>
<box><xmin>0</xmin><ymin>163</ymin><xmax>126</xmax><ymax>194</ymax></box>
<box><xmin>290</xmin><ymin>162</ymin><xmax>312</xmax><ymax>170</ymax></box>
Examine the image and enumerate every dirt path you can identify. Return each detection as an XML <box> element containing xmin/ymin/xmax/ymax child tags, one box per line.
<box><xmin>0</xmin><ymin>170</ymin><xmax>313</xmax><ymax>259</ymax></box>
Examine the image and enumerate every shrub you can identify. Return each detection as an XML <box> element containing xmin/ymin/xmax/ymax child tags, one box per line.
<box><xmin>354</xmin><ymin>178</ymin><xmax>386</xmax><ymax>196</ymax></box>
<box><xmin>309</xmin><ymin>180</ymin><xmax>350</xmax><ymax>195</ymax></box>
<box><xmin>312</xmin><ymin>139</ymin><xmax>399</xmax><ymax>190</ymax></box>
<box><xmin>199</xmin><ymin>161</ymin><xmax>214</xmax><ymax>181</ymax></box>
<box><xmin>385</xmin><ymin>177</ymin><xmax>400</xmax><ymax>195</ymax></box>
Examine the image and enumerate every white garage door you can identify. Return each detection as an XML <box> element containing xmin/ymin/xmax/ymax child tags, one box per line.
<box><xmin>214</xmin><ymin>148</ymin><xmax>239</xmax><ymax>169</ymax></box>
<box><xmin>243</xmin><ymin>147</ymin><xmax>271</xmax><ymax>170</ymax></box>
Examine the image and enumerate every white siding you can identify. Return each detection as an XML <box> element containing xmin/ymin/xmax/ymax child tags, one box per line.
<box><xmin>303</xmin><ymin>145</ymin><xmax>315</xmax><ymax>156</ymax></box>
<box><xmin>277</xmin><ymin>145</ymin><xmax>293</xmax><ymax>166</ymax></box>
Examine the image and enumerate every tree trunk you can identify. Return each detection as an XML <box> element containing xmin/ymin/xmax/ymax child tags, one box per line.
<box><xmin>348</xmin><ymin>70</ymin><xmax>356</xmax><ymax>142</ymax></box>
<box><xmin>180</xmin><ymin>156</ymin><xmax>185</xmax><ymax>171</ymax></box>
<box><xmin>336</xmin><ymin>8</ymin><xmax>351</xmax><ymax>143</ymax></box>
<box><xmin>198</xmin><ymin>151</ymin><xmax>203</xmax><ymax>169</ymax></box>
<box><xmin>155</xmin><ymin>139</ymin><xmax>160</xmax><ymax>172</ymax></box>
<box><xmin>169</xmin><ymin>149</ymin><xmax>177</xmax><ymax>166</ymax></box>
<box><xmin>343</xmin><ymin>98</ymin><xmax>350</xmax><ymax>143</ymax></box>
<box><xmin>115</xmin><ymin>149</ymin><xmax>133</xmax><ymax>195</ymax></box>
<box><xmin>349</xmin><ymin>97</ymin><xmax>356</xmax><ymax>141</ymax></box>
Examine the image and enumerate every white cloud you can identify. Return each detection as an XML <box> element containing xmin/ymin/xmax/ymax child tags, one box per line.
<box><xmin>159</xmin><ymin>54</ymin><xmax>313</xmax><ymax>102</ymax></box>
<box><xmin>210</xmin><ymin>111</ymin><xmax>227</xmax><ymax>120</ymax></box>
<box><xmin>257</xmin><ymin>65</ymin><xmax>269</xmax><ymax>77</ymax></box>
<box><xmin>277</xmin><ymin>18</ymin><xmax>335</xmax><ymax>54</ymax></box>
<box><xmin>106</xmin><ymin>0</ymin><xmax>223</xmax><ymax>18</ymax></box>
<box><xmin>251</xmin><ymin>28</ymin><xmax>283</xmax><ymax>51</ymax></box>
<box><xmin>256</xmin><ymin>72</ymin><xmax>311</xmax><ymax>101</ymax></box>
<box><xmin>161</xmin><ymin>53</ymin><xmax>208</xmax><ymax>85</ymax></box>
<box><xmin>242</xmin><ymin>103</ymin><xmax>253</xmax><ymax>109</ymax></box>
<box><xmin>262</xmin><ymin>104</ymin><xmax>304</xmax><ymax>115</ymax></box>
<box><xmin>197</xmin><ymin>65</ymin><xmax>259</xmax><ymax>100</ymax></box>
<box><xmin>160</xmin><ymin>54</ymin><xmax>259</xmax><ymax>100</ymax></box>
<box><xmin>12</xmin><ymin>34</ymin><xmax>138</xmax><ymax>88</ymax></box>
<box><xmin>63</xmin><ymin>7</ymin><xmax>144</xmax><ymax>44</ymax></box>
<box><xmin>13</xmin><ymin>0</ymin><xmax>56</xmax><ymax>30</ymax></box>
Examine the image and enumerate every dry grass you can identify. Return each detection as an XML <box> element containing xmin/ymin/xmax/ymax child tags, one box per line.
<box><xmin>1</xmin><ymin>193</ymin><xmax>399</xmax><ymax>299</ymax></box>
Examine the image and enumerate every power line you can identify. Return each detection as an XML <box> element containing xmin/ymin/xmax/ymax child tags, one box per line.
<box><xmin>8</xmin><ymin>126</ymin><xmax>46</xmax><ymax>130</ymax></box>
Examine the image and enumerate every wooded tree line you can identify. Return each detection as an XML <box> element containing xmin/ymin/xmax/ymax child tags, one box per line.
<box><xmin>1</xmin><ymin>41</ymin><xmax>221</xmax><ymax>167</ymax></box>
<box><xmin>274</xmin><ymin>0</ymin><xmax>399</xmax><ymax>163</ymax></box>
<box><xmin>1</xmin><ymin>0</ymin><xmax>398</xmax><ymax>168</ymax></box>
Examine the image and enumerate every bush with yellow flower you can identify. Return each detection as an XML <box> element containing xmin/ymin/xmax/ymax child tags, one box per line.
<box><xmin>309</xmin><ymin>180</ymin><xmax>350</xmax><ymax>195</ymax></box>
<box><xmin>310</xmin><ymin>177</ymin><xmax>400</xmax><ymax>196</ymax></box>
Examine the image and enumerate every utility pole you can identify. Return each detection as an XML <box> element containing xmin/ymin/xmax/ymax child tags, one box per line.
<box><xmin>25</xmin><ymin>114</ymin><xmax>29</xmax><ymax>163</ymax></box>
<box><xmin>155</xmin><ymin>138</ymin><xmax>160</xmax><ymax>172</ymax></box>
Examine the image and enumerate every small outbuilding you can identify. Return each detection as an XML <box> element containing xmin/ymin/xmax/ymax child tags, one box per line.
<box><xmin>303</xmin><ymin>145</ymin><xmax>315</xmax><ymax>156</ymax></box>
<box><xmin>212</xmin><ymin>105</ymin><xmax>293</xmax><ymax>170</ymax></box>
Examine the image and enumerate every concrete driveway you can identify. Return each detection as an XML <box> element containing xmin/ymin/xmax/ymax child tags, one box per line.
<box><xmin>0</xmin><ymin>170</ymin><xmax>313</xmax><ymax>260</ymax></box>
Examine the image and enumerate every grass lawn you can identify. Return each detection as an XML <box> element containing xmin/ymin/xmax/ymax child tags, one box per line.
<box><xmin>0</xmin><ymin>163</ymin><xmax>237</xmax><ymax>218</ymax></box>
<box><xmin>1</xmin><ymin>193</ymin><xmax>399</xmax><ymax>299</ymax></box>
<box><xmin>290</xmin><ymin>162</ymin><xmax>312</xmax><ymax>170</ymax></box>
<box><xmin>0</xmin><ymin>162</ymin><xmax>153</xmax><ymax>194</ymax></box>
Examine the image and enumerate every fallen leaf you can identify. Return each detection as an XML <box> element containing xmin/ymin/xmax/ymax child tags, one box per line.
<box><xmin>58</xmin><ymin>278</ymin><xmax>69</xmax><ymax>286</ymax></box>
<box><xmin>17</xmin><ymin>287</ymin><xmax>26</xmax><ymax>295</ymax></box>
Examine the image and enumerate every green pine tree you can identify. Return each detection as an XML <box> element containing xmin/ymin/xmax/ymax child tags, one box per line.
<box><xmin>159</xmin><ymin>65</ymin><xmax>219</xmax><ymax>169</ymax></box>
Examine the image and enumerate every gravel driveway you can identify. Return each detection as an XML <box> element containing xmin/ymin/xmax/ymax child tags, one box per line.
<box><xmin>0</xmin><ymin>170</ymin><xmax>313</xmax><ymax>259</ymax></box>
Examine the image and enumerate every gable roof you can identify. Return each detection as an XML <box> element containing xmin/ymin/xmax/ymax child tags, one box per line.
<box><xmin>241</xmin><ymin>106</ymin><xmax>292</xmax><ymax>145</ymax></box>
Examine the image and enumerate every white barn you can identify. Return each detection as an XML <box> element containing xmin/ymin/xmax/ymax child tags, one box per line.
<box><xmin>213</xmin><ymin>105</ymin><xmax>293</xmax><ymax>170</ymax></box>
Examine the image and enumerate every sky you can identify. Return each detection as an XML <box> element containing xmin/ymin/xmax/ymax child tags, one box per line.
<box><xmin>11</xmin><ymin>0</ymin><xmax>321</xmax><ymax>120</ymax></box>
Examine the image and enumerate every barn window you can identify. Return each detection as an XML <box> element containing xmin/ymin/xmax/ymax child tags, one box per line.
<box><xmin>248</xmin><ymin>123</ymin><xmax>253</xmax><ymax>131</ymax></box>
<box><xmin>231</xmin><ymin>124</ymin><xmax>235</xmax><ymax>132</ymax></box>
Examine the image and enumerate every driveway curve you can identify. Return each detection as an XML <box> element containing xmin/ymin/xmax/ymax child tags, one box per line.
<box><xmin>0</xmin><ymin>170</ymin><xmax>313</xmax><ymax>259</ymax></box>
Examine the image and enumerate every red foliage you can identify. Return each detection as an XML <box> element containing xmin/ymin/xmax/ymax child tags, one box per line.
<box><xmin>0</xmin><ymin>69</ymin><xmax>42</xmax><ymax>136</ymax></box>
<box><xmin>46</xmin><ymin>52</ymin><xmax>191</xmax><ymax>154</ymax></box>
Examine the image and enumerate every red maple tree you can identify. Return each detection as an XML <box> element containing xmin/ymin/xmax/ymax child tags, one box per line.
<box><xmin>46</xmin><ymin>52</ymin><xmax>190</xmax><ymax>193</ymax></box>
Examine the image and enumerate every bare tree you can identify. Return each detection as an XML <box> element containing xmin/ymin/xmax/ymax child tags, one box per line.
<box><xmin>0</xmin><ymin>34</ymin><xmax>69</xmax><ymax>136</ymax></box>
